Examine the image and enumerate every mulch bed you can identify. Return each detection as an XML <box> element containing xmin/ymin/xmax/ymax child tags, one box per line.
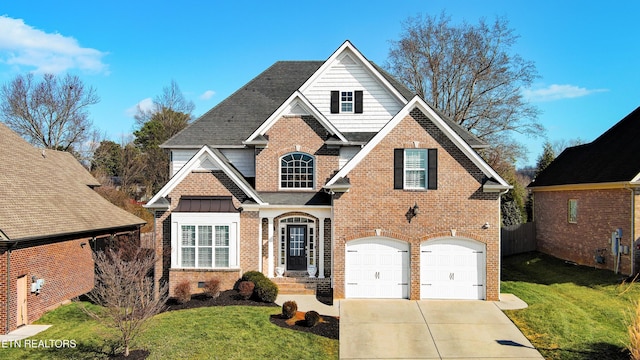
<box><xmin>163</xmin><ymin>290</ymin><xmax>339</xmax><ymax>340</ymax></box>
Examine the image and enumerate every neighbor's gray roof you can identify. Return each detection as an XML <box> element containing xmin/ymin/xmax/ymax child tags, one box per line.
<box><xmin>163</xmin><ymin>60</ymin><xmax>486</xmax><ymax>149</ymax></box>
<box><xmin>531</xmin><ymin>106</ymin><xmax>640</xmax><ymax>187</ymax></box>
<box><xmin>0</xmin><ymin>123</ymin><xmax>145</xmax><ymax>242</ymax></box>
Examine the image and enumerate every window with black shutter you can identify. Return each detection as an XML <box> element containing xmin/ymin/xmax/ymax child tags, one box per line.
<box><xmin>393</xmin><ymin>148</ymin><xmax>437</xmax><ymax>190</ymax></box>
<box><xmin>330</xmin><ymin>90</ymin><xmax>363</xmax><ymax>114</ymax></box>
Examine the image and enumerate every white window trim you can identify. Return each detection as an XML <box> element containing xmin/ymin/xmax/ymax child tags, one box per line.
<box><xmin>171</xmin><ymin>212</ymin><xmax>240</xmax><ymax>269</ymax></box>
<box><xmin>278</xmin><ymin>217</ymin><xmax>316</xmax><ymax>269</ymax></box>
<box><xmin>404</xmin><ymin>149</ymin><xmax>428</xmax><ymax>190</ymax></box>
<box><xmin>340</xmin><ymin>90</ymin><xmax>354</xmax><ymax>113</ymax></box>
<box><xmin>279</xmin><ymin>152</ymin><xmax>315</xmax><ymax>190</ymax></box>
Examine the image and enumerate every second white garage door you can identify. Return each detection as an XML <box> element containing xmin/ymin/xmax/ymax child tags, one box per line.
<box><xmin>345</xmin><ymin>237</ymin><xmax>409</xmax><ymax>298</ymax></box>
<box><xmin>420</xmin><ymin>238</ymin><xmax>486</xmax><ymax>300</ymax></box>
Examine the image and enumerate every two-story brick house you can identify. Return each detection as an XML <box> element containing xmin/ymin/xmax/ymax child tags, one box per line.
<box><xmin>146</xmin><ymin>41</ymin><xmax>510</xmax><ymax>301</ymax></box>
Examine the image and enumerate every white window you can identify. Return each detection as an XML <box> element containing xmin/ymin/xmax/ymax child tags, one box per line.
<box><xmin>568</xmin><ymin>199</ymin><xmax>577</xmax><ymax>224</ymax></box>
<box><xmin>341</xmin><ymin>91</ymin><xmax>354</xmax><ymax>113</ymax></box>
<box><xmin>404</xmin><ymin>149</ymin><xmax>427</xmax><ymax>189</ymax></box>
<box><xmin>280</xmin><ymin>152</ymin><xmax>314</xmax><ymax>189</ymax></box>
<box><xmin>172</xmin><ymin>213</ymin><xmax>239</xmax><ymax>269</ymax></box>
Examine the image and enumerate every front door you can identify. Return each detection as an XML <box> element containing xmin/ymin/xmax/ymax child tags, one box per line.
<box><xmin>16</xmin><ymin>275</ymin><xmax>27</xmax><ymax>327</ymax></box>
<box><xmin>287</xmin><ymin>225</ymin><xmax>307</xmax><ymax>270</ymax></box>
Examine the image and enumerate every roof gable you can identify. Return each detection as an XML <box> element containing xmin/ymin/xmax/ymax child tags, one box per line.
<box><xmin>245</xmin><ymin>91</ymin><xmax>348</xmax><ymax>143</ymax></box>
<box><xmin>325</xmin><ymin>96</ymin><xmax>510</xmax><ymax>190</ymax></box>
<box><xmin>532</xmin><ymin>106</ymin><xmax>640</xmax><ymax>187</ymax></box>
<box><xmin>146</xmin><ymin>145</ymin><xmax>265</xmax><ymax>208</ymax></box>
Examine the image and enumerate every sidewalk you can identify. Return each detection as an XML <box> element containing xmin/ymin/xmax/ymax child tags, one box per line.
<box><xmin>0</xmin><ymin>325</ymin><xmax>51</xmax><ymax>342</ymax></box>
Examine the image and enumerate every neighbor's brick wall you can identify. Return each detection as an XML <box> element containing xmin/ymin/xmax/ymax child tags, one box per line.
<box><xmin>155</xmin><ymin>171</ymin><xmax>260</xmax><ymax>299</ymax></box>
<box><xmin>0</xmin><ymin>238</ymin><xmax>94</xmax><ymax>334</ymax></box>
<box><xmin>255</xmin><ymin>115</ymin><xmax>339</xmax><ymax>192</ymax></box>
<box><xmin>332</xmin><ymin>109</ymin><xmax>501</xmax><ymax>300</ymax></box>
<box><xmin>534</xmin><ymin>188</ymin><xmax>634</xmax><ymax>275</ymax></box>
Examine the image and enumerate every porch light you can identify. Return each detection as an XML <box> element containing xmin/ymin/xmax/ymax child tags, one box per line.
<box><xmin>408</xmin><ymin>202</ymin><xmax>420</xmax><ymax>223</ymax></box>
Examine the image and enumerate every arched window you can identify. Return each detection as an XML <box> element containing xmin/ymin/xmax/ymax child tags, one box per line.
<box><xmin>280</xmin><ymin>153</ymin><xmax>314</xmax><ymax>189</ymax></box>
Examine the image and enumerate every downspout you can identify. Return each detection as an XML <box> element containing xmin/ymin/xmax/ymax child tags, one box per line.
<box><xmin>4</xmin><ymin>240</ymin><xmax>16</xmax><ymax>335</ymax></box>
<box><xmin>625</xmin><ymin>185</ymin><xmax>636</xmax><ymax>275</ymax></box>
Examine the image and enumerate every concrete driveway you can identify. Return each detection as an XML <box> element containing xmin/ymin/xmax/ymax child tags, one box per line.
<box><xmin>340</xmin><ymin>299</ymin><xmax>544</xmax><ymax>359</ymax></box>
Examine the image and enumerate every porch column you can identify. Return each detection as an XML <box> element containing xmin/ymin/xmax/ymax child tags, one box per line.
<box><xmin>319</xmin><ymin>217</ymin><xmax>325</xmax><ymax>278</ymax></box>
<box><xmin>258</xmin><ymin>218</ymin><xmax>263</xmax><ymax>274</ymax></box>
<box><xmin>267</xmin><ymin>217</ymin><xmax>274</xmax><ymax>278</ymax></box>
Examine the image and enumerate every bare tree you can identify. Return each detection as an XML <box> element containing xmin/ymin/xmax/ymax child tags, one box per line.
<box><xmin>552</xmin><ymin>137</ymin><xmax>585</xmax><ymax>156</ymax></box>
<box><xmin>83</xmin><ymin>244</ymin><xmax>167</xmax><ymax>357</ymax></box>
<box><xmin>134</xmin><ymin>79</ymin><xmax>194</xmax><ymax>130</ymax></box>
<box><xmin>387</xmin><ymin>12</ymin><xmax>543</xmax><ymax>147</ymax></box>
<box><xmin>0</xmin><ymin>73</ymin><xmax>99</xmax><ymax>151</ymax></box>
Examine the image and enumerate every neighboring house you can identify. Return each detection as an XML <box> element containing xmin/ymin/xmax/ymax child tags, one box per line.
<box><xmin>145</xmin><ymin>41</ymin><xmax>510</xmax><ymax>301</ymax></box>
<box><xmin>0</xmin><ymin>123</ymin><xmax>145</xmax><ymax>334</ymax></box>
<box><xmin>530</xmin><ymin>106</ymin><xmax>640</xmax><ymax>276</ymax></box>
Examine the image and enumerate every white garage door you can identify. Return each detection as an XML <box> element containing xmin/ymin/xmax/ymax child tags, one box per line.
<box><xmin>421</xmin><ymin>238</ymin><xmax>486</xmax><ymax>300</ymax></box>
<box><xmin>345</xmin><ymin>237</ymin><xmax>409</xmax><ymax>298</ymax></box>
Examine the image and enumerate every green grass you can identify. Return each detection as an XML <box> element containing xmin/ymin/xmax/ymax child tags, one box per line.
<box><xmin>501</xmin><ymin>252</ymin><xmax>640</xmax><ymax>360</ymax></box>
<box><xmin>0</xmin><ymin>303</ymin><xmax>338</xmax><ymax>359</ymax></box>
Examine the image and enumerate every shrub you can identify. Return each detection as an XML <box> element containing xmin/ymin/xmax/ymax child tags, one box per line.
<box><xmin>254</xmin><ymin>277</ymin><xmax>279</xmax><ymax>303</ymax></box>
<box><xmin>238</xmin><ymin>281</ymin><xmax>255</xmax><ymax>300</ymax></box>
<box><xmin>202</xmin><ymin>278</ymin><xmax>221</xmax><ymax>298</ymax></box>
<box><xmin>241</xmin><ymin>271</ymin><xmax>267</xmax><ymax>284</ymax></box>
<box><xmin>282</xmin><ymin>300</ymin><xmax>298</xmax><ymax>319</ymax></box>
<box><xmin>305</xmin><ymin>311</ymin><xmax>321</xmax><ymax>327</ymax></box>
<box><xmin>174</xmin><ymin>281</ymin><xmax>191</xmax><ymax>304</ymax></box>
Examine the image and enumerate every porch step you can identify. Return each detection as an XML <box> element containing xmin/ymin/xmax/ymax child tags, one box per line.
<box><xmin>272</xmin><ymin>276</ymin><xmax>328</xmax><ymax>295</ymax></box>
<box><xmin>275</xmin><ymin>281</ymin><xmax>316</xmax><ymax>295</ymax></box>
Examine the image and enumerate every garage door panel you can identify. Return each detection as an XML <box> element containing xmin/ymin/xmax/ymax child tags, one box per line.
<box><xmin>346</xmin><ymin>238</ymin><xmax>409</xmax><ymax>299</ymax></box>
<box><xmin>420</xmin><ymin>239</ymin><xmax>486</xmax><ymax>300</ymax></box>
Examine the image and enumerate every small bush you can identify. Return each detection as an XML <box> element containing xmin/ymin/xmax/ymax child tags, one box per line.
<box><xmin>305</xmin><ymin>310</ymin><xmax>320</xmax><ymax>327</ymax></box>
<box><xmin>241</xmin><ymin>271</ymin><xmax>267</xmax><ymax>284</ymax></box>
<box><xmin>202</xmin><ymin>278</ymin><xmax>221</xmax><ymax>298</ymax></box>
<box><xmin>254</xmin><ymin>277</ymin><xmax>279</xmax><ymax>303</ymax></box>
<box><xmin>282</xmin><ymin>301</ymin><xmax>298</xmax><ymax>319</ymax></box>
<box><xmin>238</xmin><ymin>281</ymin><xmax>255</xmax><ymax>300</ymax></box>
<box><xmin>174</xmin><ymin>281</ymin><xmax>191</xmax><ymax>304</ymax></box>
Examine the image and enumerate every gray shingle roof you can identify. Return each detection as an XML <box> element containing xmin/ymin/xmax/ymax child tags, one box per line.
<box><xmin>0</xmin><ymin>123</ymin><xmax>145</xmax><ymax>242</ymax></box>
<box><xmin>531</xmin><ymin>106</ymin><xmax>640</xmax><ymax>187</ymax></box>
<box><xmin>163</xmin><ymin>61</ymin><xmax>323</xmax><ymax>148</ymax></box>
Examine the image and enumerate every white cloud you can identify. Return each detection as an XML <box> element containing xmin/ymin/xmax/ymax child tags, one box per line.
<box><xmin>0</xmin><ymin>15</ymin><xmax>108</xmax><ymax>74</ymax></box>
<box><xmin>199</xmin><ymin>90</ymin><xmax>216</xmax><ymax>100</ymax></box>
<box><xmin>125</xmin><ymin>98</ymin><xmax>153</xmax><ymax>117</ymax></box>
<box><xmin>523</xmin><ymin>84</ymin><xmax>608</xmax><ymax>102</ymax></box>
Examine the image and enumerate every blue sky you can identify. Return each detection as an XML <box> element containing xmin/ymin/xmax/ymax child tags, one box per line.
<box><xmin>0</xmin><ymin>1</ymin><xmax>638</xmax><ymax>167</ymax></box>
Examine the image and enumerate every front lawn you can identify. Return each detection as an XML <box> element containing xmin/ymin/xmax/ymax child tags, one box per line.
<box><xmin>502</xmin><ymin>252</ymin><xmax>640</xmax><ymax>360</ymax></box>
<box><xmin>0</xmin><ymin>301</ymin><xmax>338</xmax><ymax>359</ymax></box>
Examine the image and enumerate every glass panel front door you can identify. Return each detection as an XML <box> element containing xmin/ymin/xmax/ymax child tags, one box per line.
<box><xmin>287</xmin><ymin>225</ymin><xmax>307</xmax><ymax>270</ymax></box>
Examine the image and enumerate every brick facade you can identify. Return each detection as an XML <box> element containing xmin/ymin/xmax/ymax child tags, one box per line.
<box><xmin>534</xmin><ymin>188</ymin><xmax>637</xmax><ymax>275</ymax></box>
<box><xmin>331</xmin><ymin>110</ymin><xmax>501</xmax><ymax>300</ymax></box>
<box><xmin>0</xmin><ymin>238</ymin><xmax>94</xmax><ymax>334</ymax></box>
<box><xmin>255</xmin><ymin>115</ymin><xmax>339</xmax><ymax>192</ymax></box>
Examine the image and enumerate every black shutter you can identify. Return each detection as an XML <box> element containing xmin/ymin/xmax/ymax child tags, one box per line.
<box><xmin>330</xmin><ymin>91</ymin><xmax>339</xmax><ymax>113</ymax></box>
<box><xmin>394</xmin><ymin>149</ymin><xmax>404</xmax><ymax>189</ymax></box>
<box><xmin>428</xmin><ymin>149</ymin><xmax>438</xmax><ymax>190</ymax></box>
<box><xmin>354</xmin><ymin>90</ymin><xmax>363</xmax><ymax>113</ymax></box>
